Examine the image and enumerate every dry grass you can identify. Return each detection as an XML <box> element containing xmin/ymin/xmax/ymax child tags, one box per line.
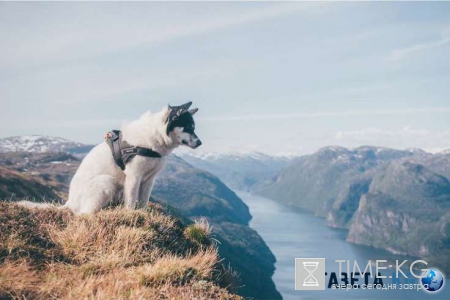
<box><xmin>184</xmin><ymin>217</ymin><xmax>212</xmax><ymax>247</ymax></box>
<box><xmin>0</xmin><ymin>202</ymin><xmax>241</xmax><ymax>300</ymax></box>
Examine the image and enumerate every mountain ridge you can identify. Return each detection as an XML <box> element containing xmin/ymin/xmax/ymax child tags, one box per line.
<box><xmin>0</xmin><ymin>135</ymin><xmax>93</xmax><ymax>156</ymax></box>
<box><xmin>254</xmin><ymin>145</ymin><xmax>450</xmax><ymax>273</ymax></box>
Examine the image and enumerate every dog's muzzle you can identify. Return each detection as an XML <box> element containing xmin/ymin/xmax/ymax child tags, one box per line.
<box><xmin>194</xmin><ymin>139</ymin><xmax>202</xmax><ymax>148</ymax></box>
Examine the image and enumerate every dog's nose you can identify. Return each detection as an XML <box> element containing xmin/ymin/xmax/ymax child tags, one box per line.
<box><xmin>197</xmin><ymin>140</ymin><xmax>202</xmax><ymax>147</ymax></box>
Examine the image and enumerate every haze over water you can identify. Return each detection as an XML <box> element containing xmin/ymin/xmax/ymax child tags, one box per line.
<box><xmin>237</xmin><ymin>192</ymin><xmax>448</xmax><ymax>299</ymax></box>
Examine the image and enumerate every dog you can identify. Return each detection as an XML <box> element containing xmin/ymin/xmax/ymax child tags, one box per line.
<box><xmin>20</xmin><ymin>102</ymin><xmax>201</xmax><ymax>215</ymax></box>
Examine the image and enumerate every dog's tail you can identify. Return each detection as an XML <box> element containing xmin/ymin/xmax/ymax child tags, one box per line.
<box><xmin>16</xmin><ymin>200</ymin><xmax>66</xmax><ymax>210</ymax></box>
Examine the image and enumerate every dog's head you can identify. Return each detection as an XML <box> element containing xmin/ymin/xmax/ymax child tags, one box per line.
<box><xmin>166</xmin><ymin>102</ymin><xmax>202</xmax><ymax>149</ymax></box>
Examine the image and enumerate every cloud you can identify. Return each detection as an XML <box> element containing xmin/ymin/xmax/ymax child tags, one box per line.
<box><xmin>390</xmin><ymin>32</ymin><xmax>450</xmax><ymax>61</ymax></box>
<box><xmin>197</xmin><ymin>107</ymin><xmax>450</xmax><ymax>122</ymax></box>
<box><xmin>0</xmin><ymin>2</ymin><xmax>319</xmax><ymax>69</ymax></box>
<box><xmin>334</xmin><ymin>126</ymin><xmax>450</xmax><ymax>152</ymax></box>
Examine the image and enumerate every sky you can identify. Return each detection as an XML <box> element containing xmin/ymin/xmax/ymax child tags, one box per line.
<box><xmin>1</xmin><ymin>2</ymin><xmax>450</xmax><ymax>155</ymax></box>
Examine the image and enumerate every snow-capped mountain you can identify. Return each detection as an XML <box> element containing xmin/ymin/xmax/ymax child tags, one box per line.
<box><xmin>0</xmin><ymin>135</ymin><xmax>93</xmax><ymax>155</ymax></box>
<box><xmin>185</xmin><ymin>150</ymin><xmax>298</xmax><ymax>160</ymax></box>
<box><xmin>179</xmin><ymin>151</ymin><xmax>298</xmax><ymax>190</ymax></box>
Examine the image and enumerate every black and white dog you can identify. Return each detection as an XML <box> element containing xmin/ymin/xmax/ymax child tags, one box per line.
<box><xmin>64</xmin><ymin>102</ymin><xmax>201</xmax><ymax>214</ymax></box>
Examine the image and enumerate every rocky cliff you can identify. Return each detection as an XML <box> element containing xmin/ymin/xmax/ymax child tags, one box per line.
<box><xmin>256</xmin><ymin>146</ymin><xmax>450</xmax><ymax>273</ymax></box>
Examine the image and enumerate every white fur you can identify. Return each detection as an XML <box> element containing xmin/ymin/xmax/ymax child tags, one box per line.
<box><xmin>62</xmin><ymin>106</ymin><xmax>195</xmax><ymax>215</ymax></box>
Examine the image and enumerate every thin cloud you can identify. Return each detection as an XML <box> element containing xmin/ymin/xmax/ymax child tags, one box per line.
<box><xmin>334</xmin><ymin>126</ymin><xmax>450</xmax><ymax>152</ymax></box>
<box><xmin>0</xmin><ymin>2</ymin><xmax>320</xmax><ymax>69</ymax></box>
<box><xmin>390</xmin><ymin>33</ymin><xmax>450</xmax><ymax>61</ymax></box>
<box><xmin>197</xmin><ymin>107</ymin><xmax>450</xmax><ymax>122</ymax></box>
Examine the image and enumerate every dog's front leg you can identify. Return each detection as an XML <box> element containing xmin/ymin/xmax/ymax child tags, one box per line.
<box><xmin>123</xmin><ymin>174</ymin><xmax>141</xmax><ymax>210</ymax></box>
<box><xmin>137</xmin><ymin>177</ymin><xmax>156</xmax><ymax>209</ymax></box>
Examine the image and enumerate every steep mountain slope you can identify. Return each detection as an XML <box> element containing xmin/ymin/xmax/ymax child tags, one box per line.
<box><xmin>153</xmin><ymin>156</ymin><xmax>281</xmax><ymax>299</ymax></box>
<box><xmin>257</xmin><ymin>146</ymin><xmax>415</xmax><ymax>216</ymax></box>
<box><xmin>0</xmin><ymin>166</ymin><xmax>61</xmax><ymax>201</ymax></box>
<box><xmin>347</xmin><ymin>161</ymin><xmax>450</xmax><ymax>271</ymax></box>
<box><xmin>0</xmin><ymin>152</ymin><xmax>80</xmax><ymax>201</ymax></box>
<box><xmin>180</xmin><ymin>151</ymin><xmax>293</xmax><ymax>190</ymax></box>
<box><xmin>256</xmin><ymin>146</ymin><xmax>450</xmax><ymax>273</ymax></box>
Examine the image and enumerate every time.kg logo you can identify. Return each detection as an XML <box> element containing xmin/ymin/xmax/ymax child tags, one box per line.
<box><xmin>295</xmin><ymin>258</ymin><xmax>326</xmax><ymax>290</ymax></box>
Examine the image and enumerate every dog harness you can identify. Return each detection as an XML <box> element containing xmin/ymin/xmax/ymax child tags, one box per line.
<box><xmin>104</xmin><ymin>130</ymin><xmax>162</xmax><ymax>171</ymax></box>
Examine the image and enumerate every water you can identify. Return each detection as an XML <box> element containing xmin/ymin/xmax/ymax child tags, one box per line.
<box><xmin>237</xmin><ymin>191</ymin><xmax>449</xmax><ymax>300</ymax></box>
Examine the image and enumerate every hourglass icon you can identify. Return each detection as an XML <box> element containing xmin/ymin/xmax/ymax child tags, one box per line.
<box><xmin>302</xmin><ymin>261</ymin><xmax>319</xmax><ymax>287</ymax></box>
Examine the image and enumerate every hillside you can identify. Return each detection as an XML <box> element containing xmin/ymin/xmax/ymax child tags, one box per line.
<box><xmin>0</xmin><ymin>166</ymin><xmax>61</xmax><ymax>201</ymax></box>
<box><xmin>256</xmin><ymin>146</ymin><xmax>446</xmax><ymax>216</ymax></box>
<box><xmin>256</xmin><ymin>146</ymin><xmax>450</xmax><ymax>273</ymax></box>
<box><xmin>0</xmin><ymin>152</ymin><xmax>80</xmax><ymax>201</ymax></box>
<box><xmin>0</xmin><ymin>145</ymin><xmax>281</xmax><ymax>299</ymax></box>
<box><xmin>347</xmin><ymin>161</ymin><xmax>450</xmax><ymax>272</ymax></box>
<box><xmin>0</xmin><ymin>202</ymin><xmax>240</xmax><ymax>299</ymax></box>
<box><xmin>154</xmin><ymin>156</ymin><xmax>280</xmax><ymax>298</ymax></box>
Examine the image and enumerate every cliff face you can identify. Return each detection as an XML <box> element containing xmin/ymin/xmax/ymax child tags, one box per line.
<box><xmin>326</xmin><ymin>175</ymin><xmax>372</xmax><ymax>228</ymax></box>
<box><xmin>347</xmin><ymin>162</ymin><xmax>450</xmax><ymax>271</ymax></box>
<box><xmin>256</xmin><ymin>146</ymin><xmax>450</xmax><ymax>273</ymax></box>
<box><xmin>153</xmin><ymin>156</ymin><xmax>281</xmax><ymax>299</ymax></box>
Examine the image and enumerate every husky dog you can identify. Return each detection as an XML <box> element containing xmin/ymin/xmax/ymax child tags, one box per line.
<box><xmin>45</xmin><ymin>102</ymin><xmax>201</xmax><ymax>215</ymax></box>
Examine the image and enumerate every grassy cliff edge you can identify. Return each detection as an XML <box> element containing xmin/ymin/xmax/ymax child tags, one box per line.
<box><xmin>0</xmin><ymin>202</ymin><xmax>240</xmax><ymax>299</ymax></box>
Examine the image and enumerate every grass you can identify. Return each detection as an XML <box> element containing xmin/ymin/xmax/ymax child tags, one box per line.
<box><xmin>0</xmin><ymin>202</ymin><xmax>240</xmax><ymax>299</ymax></box>
<box><xmin>184</xmin><ymin>217</ymin><xmax>212</xmax><ymax>246</ymax></box>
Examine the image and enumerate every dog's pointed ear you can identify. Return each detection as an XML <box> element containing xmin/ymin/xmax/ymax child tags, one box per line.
<box><xmin>188</xmin><ymin>108</ymin><xmax>198</xmax><ymax>115</ymax></box>
<box><xmin>166</xmin><ymin>102</ymin><xmax>194</xmax><ymax>128</ymax></box>
<box><xmin>179</xmin><ymin>101</ymin><xmax>192</xmax><ymax>111</ymax></box>
<box><xmin>168</xmin><ymin>101</ymin><xmax>192</xmax><ymax>116</ymax></box>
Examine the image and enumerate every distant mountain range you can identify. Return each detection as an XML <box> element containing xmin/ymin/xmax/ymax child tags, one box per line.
<box><xmin>254</xmin><ymin>146</ymin><xmax>450</xmax><ymax>273</ymax></box>
<box><xmin>0</xmin><ymin>136</ymin><xmax>281</xmax><ymax>299</ymax></box>
<box><xmin>180</xmin><ymin>151</ymin><xmax>295</xmax><ymax>190</ymax></box>
<box><xmin>0</xmin><ymin>135</ymin><xmax>93</xmax><ymax>156</ymax></box>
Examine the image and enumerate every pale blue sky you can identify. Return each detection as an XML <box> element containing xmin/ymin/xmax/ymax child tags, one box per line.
<box><xmin>1</xmin><ymin>2</ymin><xmax>450</xmax><ymax>154</ymax></box>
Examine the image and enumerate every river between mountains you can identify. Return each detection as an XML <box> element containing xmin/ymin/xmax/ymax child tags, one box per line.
<box><xmin>236</xmin><ymin>191</ymin><xmax>448</xmax><ymax>300</ymax></box>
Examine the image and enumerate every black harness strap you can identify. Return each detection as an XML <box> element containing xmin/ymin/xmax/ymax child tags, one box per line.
<box><xmin>105</xmin><ymin>130</ymin><xmax>162</xmax><ymax>171</ymax></box>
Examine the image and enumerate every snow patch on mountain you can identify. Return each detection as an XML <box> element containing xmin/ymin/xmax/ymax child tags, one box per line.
<box><xmin>0</xmin><ymin>135</ymin><xmax>92</xmax><ymax>154</ymax></box>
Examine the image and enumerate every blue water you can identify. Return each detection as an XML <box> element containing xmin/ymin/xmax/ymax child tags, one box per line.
<box><xmin>237</xmin><ymin>191</ymin><xmax>449</xmax><ymax>300</ymax></box>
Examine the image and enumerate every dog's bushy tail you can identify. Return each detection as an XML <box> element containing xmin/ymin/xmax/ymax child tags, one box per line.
<box><xmin>16</xmin><ymin>200</ymin><xmax>65</xmax><ymax>210</ymax></box>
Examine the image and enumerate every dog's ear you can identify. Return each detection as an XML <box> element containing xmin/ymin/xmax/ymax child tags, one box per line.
<box><xmin>188</xmin><ymin>108</ymin><xmax>198</xmax><ymax>115</ymax></box>
<box><xmin>166</xmin><ymin>102</ymin><xmax>193</xmax><ymax>129</ymax></box>
<box><xmin>169</xmin><ymin>101</ymin><xmax>192</xmax><ymax>116</ymax></box>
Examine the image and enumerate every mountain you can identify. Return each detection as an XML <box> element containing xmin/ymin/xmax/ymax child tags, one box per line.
<box><xmin>179</xmin><ymin>151</ymin><xmax>295</xmax><ymax>190</ymax></box>
<box><xmin>347</xmin><ymin>161</ymin><xmax>450</xmax><ymax>271</ymax></box>
<box><xmin>0</xmin><ymin>137</ymin><xmax>281</xmax><ymax>299</ymax></box>
<box><xmin>153</xmin><ymin>156</ymin><xmax>280</xmax><ymax>299</ymax></box>
<box><xmin>255</xmin><ymin>145</ymin><xmax>450</xmax><ymax>272</ymax></box>
<box><xmin>0</xmin><ymin>135</ymin><xmax>93</xmax><ymax>156</ymax></box>
<box><xmin>0</xmin><ymin>166</ymin><xmax>61</xmax><ymax>201</ymax></box>
<box><xmin>256</xmin><ymin>146</ymin><xmax>416</xmax><ymax>216</ymax></box>
<box><xmin>0</xmin><ymin>152</ymin><xmax>80</xmax><ymax>201</ymax></box>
